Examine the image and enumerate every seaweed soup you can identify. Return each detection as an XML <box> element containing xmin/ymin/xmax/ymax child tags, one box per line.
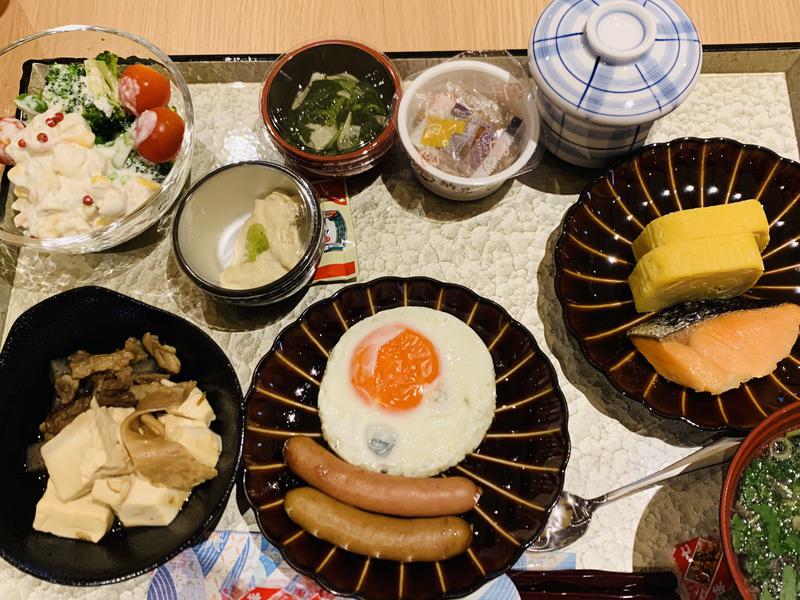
<box><xmin>733</xmin><ymin>429</ymin><xmax>800</xmax><ymax>599</ymax></box>
<box><xmin>280</xmin><ymin>72</ymin><xmax>389</xmax><ymax>155</ymax></box>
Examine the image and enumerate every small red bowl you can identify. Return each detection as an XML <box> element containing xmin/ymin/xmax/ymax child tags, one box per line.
<box><xmin>720</xmin><ymin>401</ymin><xmax>800</xmax><ymax>599</ymax></box>
<box><xmin>260</xmin><ymin>39</ymin><xmax>402</xmax><ymax>177</ymax></box>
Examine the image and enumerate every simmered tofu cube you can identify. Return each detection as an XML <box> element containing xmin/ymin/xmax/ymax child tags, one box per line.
<box><xmin>159</xmin><ymin>413</ymin><xmax>204</xmax><ymax>431</ymax></box>
<box><xmin>115</xmin><ymin>474</ymin><xmax>188</xmax><ymax>527</ymax></box>
<box><xmin>82</xmin><ymin>404</ymin><xmax>133</xmax><ymax>481</ymax></box>
<box><xmin>42</xmin><ymin>404</ymin><xmax>132</xmax><ymax>501</ymax></box>
<box><xmin>33</xmin><ymin>480</ymin><xmax>113</xmax><ymax>543</ymax></box>
<box><xmin>165</xmin><ymin>386</ymin><xmax>215</xmax><ymax>426</ymax></box>
<box><xmin>159</xmin><ymin>414</ymin><xmax>222</xmax><ymax>468</ymax></box>
<box><xmin>41</xmin><ymin>410</ymin><xmax>97</xmax><ymax>501</ymax></box>
<box><xmin>91</xmin><ymin>475</ymin><xmax>132</xmax><ymax>509</ymax></box>
<box><xmin>107</xmin><ymin>405</ymin><xmax>135</xmax><ymax>424</ymax></box>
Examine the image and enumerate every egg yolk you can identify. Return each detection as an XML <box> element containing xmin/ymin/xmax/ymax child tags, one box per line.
<box><xmin>350</xmin><ymin>325</ymin><xmax>440</xmax><ymax>411</ymax></box>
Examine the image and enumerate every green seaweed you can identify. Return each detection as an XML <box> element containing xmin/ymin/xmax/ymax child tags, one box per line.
<box><xmin>282</xmin><ymin>73</ymin><xmax>388</xmax><ymax>155</ymax></box>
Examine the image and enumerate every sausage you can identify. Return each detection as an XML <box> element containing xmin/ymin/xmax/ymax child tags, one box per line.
<box><xmin>283</xmin><ymin>436</ymin><xmax>480</xmax><ymax>517</ymax></box>
<box><xmin>284</xmin><ymin>487</ymin><xmax>472</xmax><ymax>562</ymax></box>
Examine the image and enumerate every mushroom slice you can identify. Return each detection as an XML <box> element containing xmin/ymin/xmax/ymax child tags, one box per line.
<box><xmin>142</xmin><ymin>333</ymin><xmax>181</xmax><ymax>374</ymax></box>
<box><xmin>131</xmin><ymin>380</ymin><xmax>196</xmax><ymax>411</ymax></box>
<box><xmin>121</xmin><ymin>406</ymin><xmax>217</xmax><ymax>490</ymax></box>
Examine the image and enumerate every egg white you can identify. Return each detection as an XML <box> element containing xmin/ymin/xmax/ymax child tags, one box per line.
<box><xmin>317</xmin><ymin>306</ymin><xmax>496</xmax><ymax>477</ymax></box>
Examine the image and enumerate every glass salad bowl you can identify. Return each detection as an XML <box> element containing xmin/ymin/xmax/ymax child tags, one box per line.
<box><xmin>0</xmin><ymin>25</ymin><xmax>194</xmax><ymax>253</ymax></box>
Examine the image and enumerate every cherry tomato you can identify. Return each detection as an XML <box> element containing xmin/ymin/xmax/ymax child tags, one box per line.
<box><xmin>134</xmin><ymin>106</ymin><xmax>185</xmax><ymax>163</ymax></box>
<box><xmin>0</xmin><ymin>117</ymin><xmax>24</xmax><ymax>165</ymax></box>
<box><xmin>118</xmin><ymin>64</ymin><xmax>171</xmax><ymax>116</ymax></box>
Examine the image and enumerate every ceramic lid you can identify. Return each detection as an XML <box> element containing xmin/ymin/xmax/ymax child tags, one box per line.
<box><xmin>528</xmin><ymin>0</ymin><xmax>702</xmax><ymax>126</ymax></box>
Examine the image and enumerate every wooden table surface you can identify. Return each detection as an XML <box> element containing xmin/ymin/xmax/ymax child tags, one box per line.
<box><xmin>0</xmin><ymin>0</ymin><xmax>798</xmax><ymax>54</ymax></box>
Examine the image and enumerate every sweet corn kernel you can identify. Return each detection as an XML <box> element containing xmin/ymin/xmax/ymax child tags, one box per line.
<box><xmin>136</xmin><ymin>177</ymin><xmax>161</xmax><ymax>191</ymax></box>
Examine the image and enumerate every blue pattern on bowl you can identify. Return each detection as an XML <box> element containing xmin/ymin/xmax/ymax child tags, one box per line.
<box><xmin>529</xmin><ymin>0</ymin><xmax>701</xmax><ymax>123</ymax></box>
<box><xmin>528</xmin><ymin>0</ymin><xmax>701</xmax><ymax>167</ymax></box>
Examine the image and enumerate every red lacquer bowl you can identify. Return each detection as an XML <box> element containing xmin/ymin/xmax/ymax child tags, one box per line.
<box><xmin>720</xmin><ymin>401</ymin><xmax>800</xmax><ymax>599</ymax></box>
<box><xmin>260</xmin><ymin>39</ymin><xmax>402</xmax><ymax>177</ymax></box>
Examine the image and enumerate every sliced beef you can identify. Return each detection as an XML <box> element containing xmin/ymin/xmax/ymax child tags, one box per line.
<box><xmin>91</xmin><ymin>367</ymin><xmax>136</xmax><ymax>408</ymax></box>
<box><xmin>124</xmin><ymin>337</ymin><xmax>149</xmax><ymax>362</ymax></box>
<box><xmin>69</xmin><ymin>349</ymin><xmax>134</xmax><ymax>380</ymax></box>
<box><xmin>133</xmin><ymin>372</ymin><xmax>171</xmax><ymax>384</ymax></box>
<box><xmin>39</xmin><ymin>395</ymin><xmax>92</xmax><ymax>438</ymax></box>
<box><xmin>131</xmin><ymin>356</ymin><xmax>158</xmax><ymax>374</ymax></box>
<box><xmin>53</xmin><ymin>373</ymin><xmax>79</xmax><ymax>405</ymax></box>
<box><xmin>131</xmin><ymin>380</ymin><xmax>196</xmax><ymax>409</ymax></box>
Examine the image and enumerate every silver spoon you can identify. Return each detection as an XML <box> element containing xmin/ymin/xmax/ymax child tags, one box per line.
<box><xmin>529</xmin><ymin>436</ymin><xmax>742</xmax><ymax>552</ymax></box>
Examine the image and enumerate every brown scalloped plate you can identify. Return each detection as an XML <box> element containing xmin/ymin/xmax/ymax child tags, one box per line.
<box><xmin>243</xmin><ymin>276</ymin><xmax>570</xmax><ymax>600</ymax></box>
<box><xmin>554</xmin><ymin>137</ymin><xmax>800</xmax><ymax>431</ymax></box>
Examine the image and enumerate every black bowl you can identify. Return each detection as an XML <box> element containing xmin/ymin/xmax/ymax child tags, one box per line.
<box><xmin>171</xmin><ymin>161</ymin><xmax>325</xmax><ymax>307</ymax></box>
<box><xmin>0</xmin><ymin>286</ymin><xmax>244</xmax><ymax>585</ymax></box>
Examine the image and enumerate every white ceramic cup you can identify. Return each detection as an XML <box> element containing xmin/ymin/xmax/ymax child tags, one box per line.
<box><xmin>397</xmin><ymin>60</ymin><xmax>539</xmax><ymax>201</ymax></box>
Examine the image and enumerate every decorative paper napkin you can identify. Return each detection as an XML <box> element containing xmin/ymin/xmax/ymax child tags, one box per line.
<box><xmin>146</xmin><ymin>531</ymin><xmax>569</xmax><ymax>600</ymax></box>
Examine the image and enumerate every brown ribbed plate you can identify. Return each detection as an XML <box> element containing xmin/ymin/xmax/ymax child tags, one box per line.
<box><xmin>243</xmin><ymin>276</ymin><xmax>569</xmax><ymax>600</ymax></box>
<box><xmin>554</xmin><ymin>137</ymin><xmax>800</xmax><ymax>431</ymax></box>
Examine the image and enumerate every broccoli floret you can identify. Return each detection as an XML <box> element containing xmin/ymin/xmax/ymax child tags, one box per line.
<box><xmin>123</xmin><ymin>152</ymin><xmax>171</xmax><ymax>183</ymax></box>
<box><xmin>42</xmin><ymin>62</ymin><xmax>89</xmax><ymax>113</ymax></box>
<box><xmin>94</xmin><ymin>51</ymin><xmax>120</xmax><ymax>78</ymax></box>
<box><xmin>44</xmin><ymin>62</ymin><xmax>84</xmax><ymax>86</ymax></box>
<box><xmin>82</xmin><ymin>104</ymin><xmax>133</xmax><ymax>144</ymax></box>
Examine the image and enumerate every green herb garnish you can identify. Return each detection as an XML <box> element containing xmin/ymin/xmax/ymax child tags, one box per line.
<box><xmin>733</xmin><ymin>432</ymin><xmax>800</xmax><ymax>598</ymax></box>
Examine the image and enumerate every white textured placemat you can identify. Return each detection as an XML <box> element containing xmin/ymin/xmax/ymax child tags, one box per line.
<box><xmin>0</xmin><ymin>72</ymin><xmax>796</xmax><ymax>599</ymax></box>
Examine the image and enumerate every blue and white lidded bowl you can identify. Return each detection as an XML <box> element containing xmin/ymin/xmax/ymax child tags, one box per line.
<box><xmin>528</xmin><ymin>0</ymin><xmax>702</xmax><ymax>168</ymax></box>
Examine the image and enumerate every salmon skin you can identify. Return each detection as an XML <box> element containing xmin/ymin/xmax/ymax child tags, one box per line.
<box><xmin>627</xmin><ymin>298</ymin><xmax>800</xmax><ymax>395</ymax></box>
<box><xmin>628</xmin><ymin>297</ymin><xmax>778</xmax><ymax>340</ymax></box>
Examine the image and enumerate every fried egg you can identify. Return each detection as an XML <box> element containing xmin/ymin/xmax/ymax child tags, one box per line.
<box><xmin>317</xmin><ymin>306</ymin><xmax>496</xmax><ymax>477</ymax></box>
